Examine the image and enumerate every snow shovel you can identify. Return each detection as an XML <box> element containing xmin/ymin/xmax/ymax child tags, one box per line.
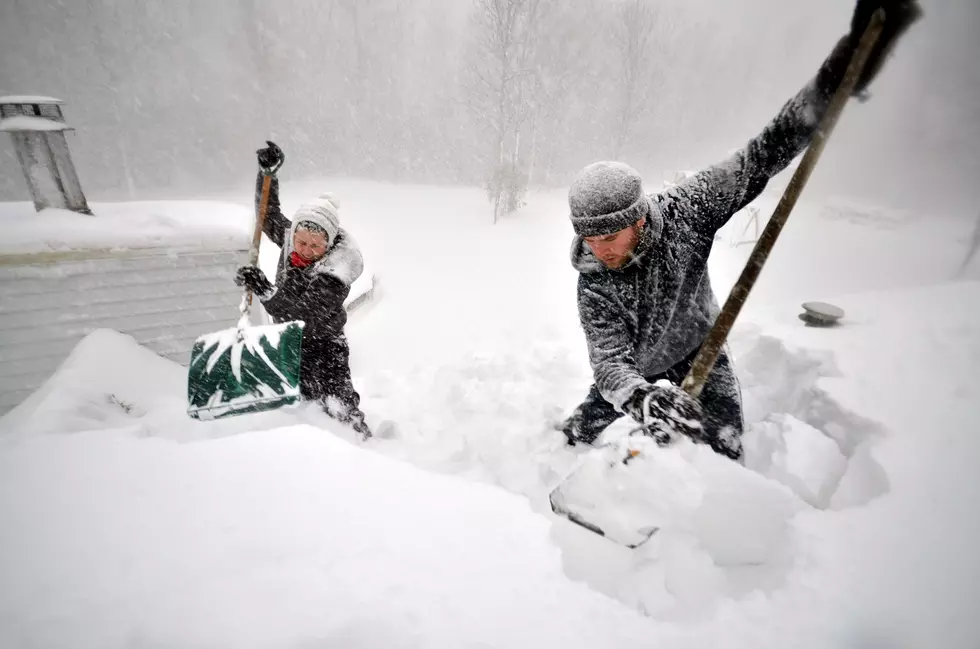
<box><xmin>186</xmin><ymin>170</ymin><xmax>306</xmax><ymax>420</ymax></box>
<box><xmin>549</xmin><ymin>11</ymin><xmax>888</xmax><ymax>548</ymax></box>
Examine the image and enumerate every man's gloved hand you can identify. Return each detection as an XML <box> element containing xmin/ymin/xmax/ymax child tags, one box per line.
<box><xmin>623</xmin><ymin>380</ymin><xmax>705</xmax><ymax>446</ymax></box>
<box><xmin>256</xmin><ymin>140</ymin><xmax>285</xmax><ymax>175</ymax></box>
<box><xmin>235</xmin><ymin>265</ymin><xmax>274</xmax><ymax>300</ymax></box>
<box><xmin>847</xmin><ymin>0</ymin><xmax>923</xmax><ymax>96</ymax></box>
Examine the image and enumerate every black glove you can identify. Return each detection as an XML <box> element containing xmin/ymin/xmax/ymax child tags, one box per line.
<box><xmin>256</xmin><ymin>140</ymin><xmax>284</xmax><ymax>175</ymax></box>
<box><xmin>623</xmin><ymin>381</ymin><xmax>704</xmax><ymax>446</ymax></box>
<box><xmin>844</xmin><ymin>0</ymin><xmax>923</xmax><ymax>96</ymax></box>
<box><xmin>235</xmin><ymin>265</ymin><xmax>274</xmax><ymax>300</ymax></box>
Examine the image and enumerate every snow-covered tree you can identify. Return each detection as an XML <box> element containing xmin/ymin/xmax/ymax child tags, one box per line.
<box><xmin>610</xmin><ymin>0</ymin><xmax>664</xmax><ymax>159</ymax></box>
<box><xmin>463</xmin><ymin>0</ymin><xmax>547</xmax><ymax>222</ymax></box>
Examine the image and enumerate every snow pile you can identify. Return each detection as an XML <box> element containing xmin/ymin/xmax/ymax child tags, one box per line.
<box><xmin>0</xmin><ymin>329</ymin><xmax>189</xmax><ymax>437</ymax></box>
<box><xmin>554</xmin><ymin>433</ymin><xmax>804</xmax><ymax>562</ymax></box>
<box><xmin>0</xmin><ymin>426</ymin><xmax>660</xmax><ymax>648</ymax></box>
<box><xmin>743</xmin><ymin>414</ymin><xmax>847</xmax><ymax>508</ymax></box>
<box><xmin>0</xmin><ymin>200</ymin><xmax>251</xmax><ymax>254</ymax></box>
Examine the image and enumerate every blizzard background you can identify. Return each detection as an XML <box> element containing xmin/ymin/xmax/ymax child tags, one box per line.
<box><xmin>1</xmin><ymin>0</ymin><xmax>979</xmax><ymax>216</ymax></box>
<box><xmin>2</xmin><ymin>1</ymin><xmax>980</xmax><ymax>648</ymax></box>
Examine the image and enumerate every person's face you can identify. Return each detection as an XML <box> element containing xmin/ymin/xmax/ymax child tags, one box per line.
<box><xmin>293</xmin><ymin>228</ymin><xmax>328</xmax><ymax>262</ymax></box>
<box><xmin>584</xmin><ymin>217</ymin><xmax>645</xmax><ymax>269</ymax></box>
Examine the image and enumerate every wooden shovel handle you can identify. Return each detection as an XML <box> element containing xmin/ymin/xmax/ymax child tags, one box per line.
<box><xmin>245</xmin><ymin>173</ymin><xmax>274</xmax><ymax>309</ymax></box>
<box><xmin>680</xmin><ymin>10</ymin><xmax>887</xmax><ymax>399</ymax></box>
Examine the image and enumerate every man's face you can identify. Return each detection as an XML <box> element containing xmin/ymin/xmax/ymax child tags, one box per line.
<box><xmin>584</xmin><ymin>217</ymin><xmax>645</xmax><ymax>269</ymax></box>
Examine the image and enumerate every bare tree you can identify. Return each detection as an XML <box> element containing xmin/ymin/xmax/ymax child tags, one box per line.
<box><xmin>464</xmin><ymin>0</ymin><xmax>544</xmax><ymax>222</ymax></box>
<box><xmin>520</xmin><ymin>0</ymin><xmax>604</xmax><ymax>188</ymax></box>
<box><xmin>611</xmin><ymin>0</ymin><xmax>663</xmax><ymax>159</ymax></box>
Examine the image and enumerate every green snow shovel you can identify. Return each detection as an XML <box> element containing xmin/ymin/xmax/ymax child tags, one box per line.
<box><xmin>549</xmin><ymin>9</ymin><xmax>892</xmax><ymax>549</ymax></box>
<box><xmin>186</xmin><ymin>169</ymin><xmax>305</xmax><ymax>421</ymax></box>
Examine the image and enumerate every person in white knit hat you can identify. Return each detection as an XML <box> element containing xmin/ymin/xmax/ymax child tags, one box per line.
<box><xmin>236</xmin><ymin>141</ymin><xmax>372</xmax><ymax>439</ymax></box>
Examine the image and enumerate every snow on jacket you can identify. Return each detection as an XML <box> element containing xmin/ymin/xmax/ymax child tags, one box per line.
<box><xmin>253</xmin><ymin>172</ymin><xmax>364</xmax><ymax>338</ymax></box>
<box><xmin>572</xmin><ymin>41</ymin><xmax>854</xmax><ymax>411</ymax></box>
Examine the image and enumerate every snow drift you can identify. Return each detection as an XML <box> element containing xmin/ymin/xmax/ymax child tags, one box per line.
<box><xmin>0</xmin><ymin>426</ymin><xmax>662</xmax><ymax>649</ymax></box>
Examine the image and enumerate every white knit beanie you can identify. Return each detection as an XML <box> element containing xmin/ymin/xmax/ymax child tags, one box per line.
<box><xmin>292</xmin><ymin>192</ymin><xmax>341</xmax><ymax>248</ymax></box>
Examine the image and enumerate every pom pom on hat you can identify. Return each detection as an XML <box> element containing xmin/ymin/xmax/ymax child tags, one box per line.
<box><xmin>318</xmin><ymin>192</ymin><xmax>340</xmax><ymax>209</ymax></box>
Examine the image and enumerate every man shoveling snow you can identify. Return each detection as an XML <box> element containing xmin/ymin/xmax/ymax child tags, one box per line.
<box><xmin>235</xmin><ymin>141</ymin><xmax>374</xmax><ymax>439</ymax></box>
<box><xmin>558</xmin><ymin>0</ymin><xmax>921</xmax><ymax>461</ymax></box>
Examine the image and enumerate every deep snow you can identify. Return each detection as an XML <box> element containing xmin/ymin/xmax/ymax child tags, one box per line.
<box><xmin>1</xmin><ymin>178</ymin><xmax>979</xmax><ymax>648</ymax></box>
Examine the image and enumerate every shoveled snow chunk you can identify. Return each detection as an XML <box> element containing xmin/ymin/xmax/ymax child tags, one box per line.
<box><xmin>551</xmin><ymin>434</ymin><xmax>704</xmax><ymax>548</ymax></box>
<box><xmin>688</xmin><ymin>443</ymin><xmax>805</xmax><ymax>566</ymax></box>
<box><xmin>744</xmin><ymin>414</ymin><xmax>847</xmax><ymax>509</ymax></box>
<box><xmin>660</xmin><ymin>531</ymin><xmax>726</xmax><ymax>608</ymax></box>
<box><xmin>554</xmin><ymin>435</ymin><xmax>804</xmax><ymax>566</ymax></box>
<box><xmin>830</xmin><ymin>440</ymin><xmax>890</xmax><ymax>510</ymax></box>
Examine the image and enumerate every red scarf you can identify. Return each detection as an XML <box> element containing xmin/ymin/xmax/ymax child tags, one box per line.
<box><xmin>289</xmin><ymin>251</ymin><xmax>313</xmax><ymax>269</ymax></box>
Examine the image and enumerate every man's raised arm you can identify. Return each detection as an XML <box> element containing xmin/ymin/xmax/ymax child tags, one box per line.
<box><xmin>671</xmin><ymin>0</ymin><xmax>922</xmax><ymax>234</ymax></box>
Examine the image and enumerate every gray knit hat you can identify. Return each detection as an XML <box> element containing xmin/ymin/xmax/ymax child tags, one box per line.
<box><xmin>568</xmin><ymin>161</ymin><xmax>651</xmax><ymax>237</ymax></box>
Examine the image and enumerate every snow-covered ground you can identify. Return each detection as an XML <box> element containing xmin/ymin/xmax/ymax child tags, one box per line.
<box><xmin>1</xmin><ymin>178</ymin><xmax>979</xmax><ymax>648</ymax></box>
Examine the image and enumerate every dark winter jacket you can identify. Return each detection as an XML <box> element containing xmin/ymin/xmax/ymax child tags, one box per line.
<box><xmin>573</xmin><ymin>40</ymin><xmax>857</xmax><ymax>411</ymax></box>
<box><xmin>253</xmin><ymin>172</ymin><xmax>363</xmax><ymax>339</ymax></box>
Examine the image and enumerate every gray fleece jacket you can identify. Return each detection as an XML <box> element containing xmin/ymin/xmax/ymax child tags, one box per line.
<box><xmin>573</xmin><ymin>41</ymin><xmax>853</xmax><ymax>411</ymax></box>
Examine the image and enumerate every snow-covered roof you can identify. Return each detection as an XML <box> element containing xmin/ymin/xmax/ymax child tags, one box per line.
<box><xmin>0</xmin><ymin>115</ymin><xmax>71</xmax><ymax>132</ymax></box>
<box><xmin>0</xmin><ymin>200</ymin><xmax>252</xmax><ymax>255</ymax></box>
<box><xmin>0</xmin><ymin>95</ymin><xmax>63</xmax><ymax>105</ymax></box>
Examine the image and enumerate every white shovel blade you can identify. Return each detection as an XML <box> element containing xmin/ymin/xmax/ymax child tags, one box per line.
<box><xmin>549</xmin><ymin>482</ymin><xmax>658</xmax><ymax>548</ymax></box>
<box><xmin>548</xmin><ymin>436</ymin><xmax>704</xmax><ymax>548</ymax></box>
